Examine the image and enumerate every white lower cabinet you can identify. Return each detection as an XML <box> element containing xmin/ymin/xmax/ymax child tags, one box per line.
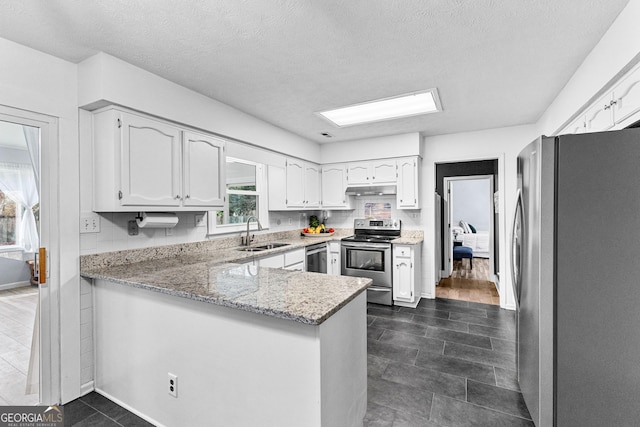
<box><xmin>258</xmin><ymin>253</ymin><xmax>285</xmax><ymax>268</ymax></box>
<box><xmin>392</xmin><ymin>244</ymin><xmax>422</xmax><ymax>307</ymax></box>
<box><xmin>284</xmin><ymin>248</ymin><xmax>305</xmax><ymax>271</ymax></box>
<box><xmin>258</xmin><ymin>248</ymin><xmax>305</xmax><ymax>270</ymax></box>
<box><xmin>328</xmin><ymin>241</ymin><xmax>341</xmax><ymax>275</ymax></box>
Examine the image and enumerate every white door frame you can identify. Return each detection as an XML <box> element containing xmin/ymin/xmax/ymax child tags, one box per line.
<box><xmin>428</xmin><ymin>154</ymin><xmax>506</xmax><ymax>307</ymax></box>
<box><xmin>0</xmin><ymin>106</ymin><xmax>60</xmax><ymax>405</ymax></box>
<box><xmin>443</xmin><ymin>175</ymin><xmax>495</xmax><ymax>280</ymax></box>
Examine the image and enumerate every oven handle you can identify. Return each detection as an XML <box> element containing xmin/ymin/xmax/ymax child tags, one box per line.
<box><xmin>368</xmin><ymin>286</ymin><xmax>391</xmax><ymax>292</ymax></box>
<box><xmin>341</xmin><ymin>243</ymin><xmax>390</xmax><ymax>250</ymax></box>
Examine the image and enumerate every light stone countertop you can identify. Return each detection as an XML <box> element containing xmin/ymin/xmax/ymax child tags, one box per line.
<box><xmin>83</xmin><ymin>259</ymin><xmax>371</xmax><ymax>325</ymax></box>
<box><xmin>80</xmin><ymin>229</ymin><xmax>368</xmax><ymax>325</ymax></box>
<box><xmin>80</xmin><ymin>228</ymin><xmax>423</xmax><ymax>325</ymax></box>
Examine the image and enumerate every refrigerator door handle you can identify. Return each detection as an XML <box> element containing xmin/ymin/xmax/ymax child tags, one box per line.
<box><xmin>511</xmin><ymin>190</ymin><xmax>524</xmax><ymax>306</ymax></box>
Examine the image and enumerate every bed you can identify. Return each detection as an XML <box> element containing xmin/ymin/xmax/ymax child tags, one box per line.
<box><xmin>452</xmin><ymin>222</ymin><xmax>490</xmax><ymax>258</ymax></box>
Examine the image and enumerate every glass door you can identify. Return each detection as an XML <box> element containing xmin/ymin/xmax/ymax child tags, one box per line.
<box><xmin>0</xmin><ymin>119</ymin><xmax>42</xmax><ymax>405</ymax></box>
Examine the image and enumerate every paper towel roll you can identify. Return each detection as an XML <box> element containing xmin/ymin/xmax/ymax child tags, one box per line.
<box><xmin>136</xmin><ymin>212</ymin><xmax>179</xmax><ymax>229</ymax></box>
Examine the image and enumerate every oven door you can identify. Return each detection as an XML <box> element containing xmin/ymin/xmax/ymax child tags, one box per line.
<box><xmin>341</xmin><ymin>241</ymin><xmax>392</xmax><ymax>305</ymax></box>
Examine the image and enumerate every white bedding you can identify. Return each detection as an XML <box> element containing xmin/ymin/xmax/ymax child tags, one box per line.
<box><xmin>460</xmin><ymin>231</ymin><xmax>490</xmax><ymax>258</ymax></box>
<box><xmin>452</xmin><ymin>226</ymin><xmax>489</xmax><ymax>258</ymax></box>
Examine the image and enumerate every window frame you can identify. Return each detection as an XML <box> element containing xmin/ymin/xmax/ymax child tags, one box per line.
<box><xmin>207</xmin><ymin>157</ymin><xmax>269</xmax><ymax>235</ymax></box>
<box><xmin>0</xmin><ymin>187</ymin><xmax>23</xmax><ymax>252</ymax></box>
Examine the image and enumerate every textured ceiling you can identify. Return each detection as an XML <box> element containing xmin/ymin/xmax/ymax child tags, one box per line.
<box><xmin>0</xmin><ymin>0</ymin><xmax>631</xmax><ymax>143</ymax></box>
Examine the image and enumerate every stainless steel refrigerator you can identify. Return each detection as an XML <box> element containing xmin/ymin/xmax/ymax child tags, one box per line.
<box><xmin>512</xmin><ymin>129</ymin><xmax>640</xmax><ymax>427</ymax></box>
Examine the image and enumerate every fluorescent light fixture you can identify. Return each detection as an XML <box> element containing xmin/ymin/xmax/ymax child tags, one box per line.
<box><xmin>317</xmin><ymin>89</ymin><xmax>441</xmax><ymax>127</ymax></box>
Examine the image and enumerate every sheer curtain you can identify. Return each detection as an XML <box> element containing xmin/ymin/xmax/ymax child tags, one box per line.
<box><xmin>0</xmin><ymin>162</ymin><xmax>39</xmax><ymax>252</ymax></box>
<box><xmin>23</xmin><ymin>125</ymin><xmax>40</xmax><ymax>196</ymax></box>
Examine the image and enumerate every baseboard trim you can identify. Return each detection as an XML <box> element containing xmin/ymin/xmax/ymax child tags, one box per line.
<box><xmin>394</xmin><ymin>299</ymin><xmax>420</xmax><ymax>308</ymax></box>
<box><xmin>94</xmin><ymin>388</ymin><xmax>165</xmax><ymax>427</ymax></box>
<box><xmin>80</xmin><ymin>381</ymin><xmax>94</xmax><ymax>397</ymax></box>
<box><xmin>0</xmin><ymin>281</ymin><xmax>31</xmax><ymax>291</ymax></box>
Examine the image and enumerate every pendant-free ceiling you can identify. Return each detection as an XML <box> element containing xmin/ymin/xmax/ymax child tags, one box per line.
<box><xmin>318</xmin><ymin>89</ymin><xmax>442</xmax><ymax>127</ymax></box>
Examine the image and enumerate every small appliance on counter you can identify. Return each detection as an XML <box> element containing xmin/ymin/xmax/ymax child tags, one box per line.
<box><xmin>341</xmin><ymin>218</ymin><xmax>401</xmax><ymax>305</ymax></box>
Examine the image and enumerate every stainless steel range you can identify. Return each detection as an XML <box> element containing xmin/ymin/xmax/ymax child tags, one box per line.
<box><xmin>341</xmin><ymin>218</ymin><xmax>401</xmax><ymax>306</ymax></box>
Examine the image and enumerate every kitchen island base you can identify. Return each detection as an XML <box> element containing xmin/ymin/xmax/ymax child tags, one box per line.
<box><xmin>93</xmin><ymin>279</ymin><xmax>367</xmax><ymax>427</ymax></box>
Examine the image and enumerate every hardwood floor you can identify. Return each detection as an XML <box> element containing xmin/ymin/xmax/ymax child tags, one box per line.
<box><xmin>437</xmin><ymin>258</ymin><xmax>500</xmax><ymax>305</ymax></box>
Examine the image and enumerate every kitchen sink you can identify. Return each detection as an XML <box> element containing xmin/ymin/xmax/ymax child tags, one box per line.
<box><xmin>254</xmin><ymin>243</ymin><xmax>290</xmax><ymax>250</ymax></box>
<box><xmin>238</xmin><ymin>242</ymin><xmax>290</xmax><ymax>252</ymax></box>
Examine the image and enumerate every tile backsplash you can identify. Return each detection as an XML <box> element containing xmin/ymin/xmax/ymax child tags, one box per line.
<box><xmin>79</xmin><ymin>195</ymin><xmax>424</xmax><ymax>255</ymax></box>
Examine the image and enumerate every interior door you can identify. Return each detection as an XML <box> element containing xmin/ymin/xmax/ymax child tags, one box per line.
<box><xmin>0</xmin><ymin>111</ymin><xmax>57</xmax><ymax>406</ymax></box>
<box><xmin>443</xmin><ymin>179</ymin><xmax>453</xmax><ymax>276</ymax></box>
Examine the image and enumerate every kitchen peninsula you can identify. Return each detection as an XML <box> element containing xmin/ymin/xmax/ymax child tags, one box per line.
<box><xmin>80</xmin><ymin>231</ymin><xmax>370</xmax><ymax>427</ymax></box>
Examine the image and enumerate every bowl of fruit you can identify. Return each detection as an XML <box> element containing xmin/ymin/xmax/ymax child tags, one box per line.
<box><xmin>302</xmin><ymin>215</ymin><xmax>334</xmax><ymax>236</ymax></box>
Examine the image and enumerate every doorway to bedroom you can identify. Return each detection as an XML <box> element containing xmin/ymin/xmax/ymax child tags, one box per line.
<box><xmin>435</xmin><ymin>161</ymin><xmax>499</xmax><ymax>305</ymax></box>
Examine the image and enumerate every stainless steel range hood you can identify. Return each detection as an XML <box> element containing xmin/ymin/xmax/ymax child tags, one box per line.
<box><xmin>345</xmin><ymin>184</ymin><xmax>396</xmax><ymax>196</ymax></box>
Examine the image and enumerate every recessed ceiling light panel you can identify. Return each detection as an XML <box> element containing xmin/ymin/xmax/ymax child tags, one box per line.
<box><xmin>317</xmin><ymin>89</ymin><xmax>442</xmax><ymax>127</ymax></box>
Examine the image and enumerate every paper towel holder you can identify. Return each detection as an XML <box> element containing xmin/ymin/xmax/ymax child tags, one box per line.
<box><xmin>134</xmin><ymin>212</ymin><xmax>180</xmax><ymax>230</ymax></box>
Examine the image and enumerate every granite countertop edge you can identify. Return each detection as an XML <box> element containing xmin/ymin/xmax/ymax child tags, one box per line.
<box><xmin>83</xmin><ymin>266</ymin><xmax>372</xmax><ymax>326</ymax></box>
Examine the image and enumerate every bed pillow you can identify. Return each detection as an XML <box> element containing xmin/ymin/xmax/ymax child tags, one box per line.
<box><xmin>468</xmin><ymin>223</ymin><xmax>477</xmax><ymax>233</ymax></box>
<box><xmin>459</xmin><ymin>220</ymin><xmax>472</xmax><ymax>233</ymax></box>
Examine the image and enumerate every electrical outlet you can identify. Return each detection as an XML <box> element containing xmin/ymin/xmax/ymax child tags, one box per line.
<box><xmin>80</xmin><ymin>213</ymin><xmax>100</xmax><ymax>234</ymax></box>
<box><xmin>168</xmin><ymin>373</ymin><xmax>178</xmax><ymax>397</ymax></box>
<box><xmin>195</xmin><ymin>213</ymin><xmax>206</xmax><ymax>227</ymax></box>
<box><xmin>165</xmin><ymin>227</ymin><xmax>173</xmax><ymax>236</ymax></box>
<box><xmin>288</xmin><ymin>217</ymin><xmax>292</xmax><ymax>225</ymax></box>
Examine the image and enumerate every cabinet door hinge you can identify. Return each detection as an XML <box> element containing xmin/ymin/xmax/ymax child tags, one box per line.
<box><xmin>117</xmin><ymin>118</ymin><xmax>122</xmax><ymax>128</ymax></box>
<box><xmin>118</xmin><ymin>190</ymin><xmax>123</xmax><ymax>200</ymax></box>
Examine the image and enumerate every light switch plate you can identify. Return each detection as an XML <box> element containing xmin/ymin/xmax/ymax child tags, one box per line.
<box><xmin>195</xmin><ymin>213</ymin><xmax>206</xmax><ymax>227</ymax></box>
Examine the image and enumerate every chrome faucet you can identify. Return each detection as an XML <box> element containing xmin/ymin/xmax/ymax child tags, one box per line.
<box><xmin>243</xmin><ymin>216</ymin><xmax>263</xmax><ymax>246</ymax></box>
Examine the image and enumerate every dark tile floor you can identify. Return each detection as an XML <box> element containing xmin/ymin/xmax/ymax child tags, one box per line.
<box><xmin>364</xmin><ymin>298</ymin><xmax>533</xmax><ymax>426</ymax></box>
<box><xmin>63</xmin><ymin>392</ymin><xmax>153</xmax><ymax>426</ymax></box>
<box><xmin>64</xmin><ymin>297</ymin><xmax>531</xmax><ymax>426</ymax></box>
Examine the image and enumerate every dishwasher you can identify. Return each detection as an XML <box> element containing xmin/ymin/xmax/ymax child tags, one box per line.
<box><xmin>305</xmin><ymin>242</ymin><xmax>327</xmax><ymax>273</ymax></box>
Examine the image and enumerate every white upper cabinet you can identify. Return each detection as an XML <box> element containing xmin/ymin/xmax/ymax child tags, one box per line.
<box><xmin>585</xmin><ymin>93</ymin><xmax>615</xmax><ymax>132</ymax></box>
<box><xmin>562</xmin><ymin>63</ymin><xmax>640</xmax><ymax>135</ymax></box>
<box><xmin>560</xmin><ymin>114</ymin><xmax>587</xmax><ymax>135</ymax></box>
<box><xmin>92</xmin><ymin>107</ymin><xmax>225</xmax><ymax>212</ymax></box>
<box><xmin>182</xmin><ymin>132</ymin><xmax>225</xmax><ymax>207</ymax></box>
<box><xmin>285</xmin><ymin>159</ymin><xmax>321</xmax><ymax>209</ymax></box>
<box><xmin>119</xmin><ymin>112</ymin><xmax>182</xmax><ymax>207</ymax></box>
<box><xmin>285</xmin><ymin>159</ymin><xmax>305</xmax><ymax>208</ymax></box>
<box><xmin>347</xmin><ymin>159</ymin><xmax>397</xmax><ymax>185</ymax></box>
<box><xmin>613</xmin><ymin>65</ymin><xmax>640</xmax><ymax>128</ymax></box>
<box><xmin>396</xmin><ymin>157</ymin><xmax>420</xmax><ymax>209</ymax></box>
<box><xmin>371</xmin><ymin>160</ymin><xmax>397</xmax><ymax>183</ymax></box>
<box><xmin>304</xmin><ymin>163</ymin><xmax>321</xmax><ymax>208</ymax></box>
<box><xmin>346</xmin><ymin>162</ymin><xmax>370</xmax><ymax>185</ymax></box>
<box><xmin>321</xmin><ymin>164</ymin><xmax>351</xmax><ymax>209</ymax></box>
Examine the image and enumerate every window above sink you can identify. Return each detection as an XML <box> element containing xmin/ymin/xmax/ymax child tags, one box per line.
<box><xmin>207</xmin><ymin>157</ymin><xmax>269</xmax><ymax>235</ymax></box>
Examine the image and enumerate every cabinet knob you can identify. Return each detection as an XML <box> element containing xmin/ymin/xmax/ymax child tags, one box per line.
<box><xmin>185</xmin><ymin>194</ymin><xmax>190</xmax><ymax>199</ymax></box>
<box><xmin>175</xmin><ymin>195</ymin><xmax>181</xmax><ymax>199</ymax></box>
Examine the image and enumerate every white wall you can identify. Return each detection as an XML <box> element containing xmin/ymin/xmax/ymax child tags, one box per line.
<box><xmin>421</xmin><ymin>125</ymin><xmax>538</xmax><ymax>307</ymax></box>
<box><xmin>0</xmin><ymin>37</ymin><xmax>80</xmax><ymax>403</ymax></box>
<box><xmin>78</xmin><ymin>53</ymin><xmax>319</xmax><ymax>161</ymax></box>
<box><xmin>319</xmin><ymin>132</ymin><xmax>421</xmax><ymax>164</ymax></box>
<box><xmin>451</xmin><ymin>179</ymin><xmax>491</xmax><ymax>231</ymax></box>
